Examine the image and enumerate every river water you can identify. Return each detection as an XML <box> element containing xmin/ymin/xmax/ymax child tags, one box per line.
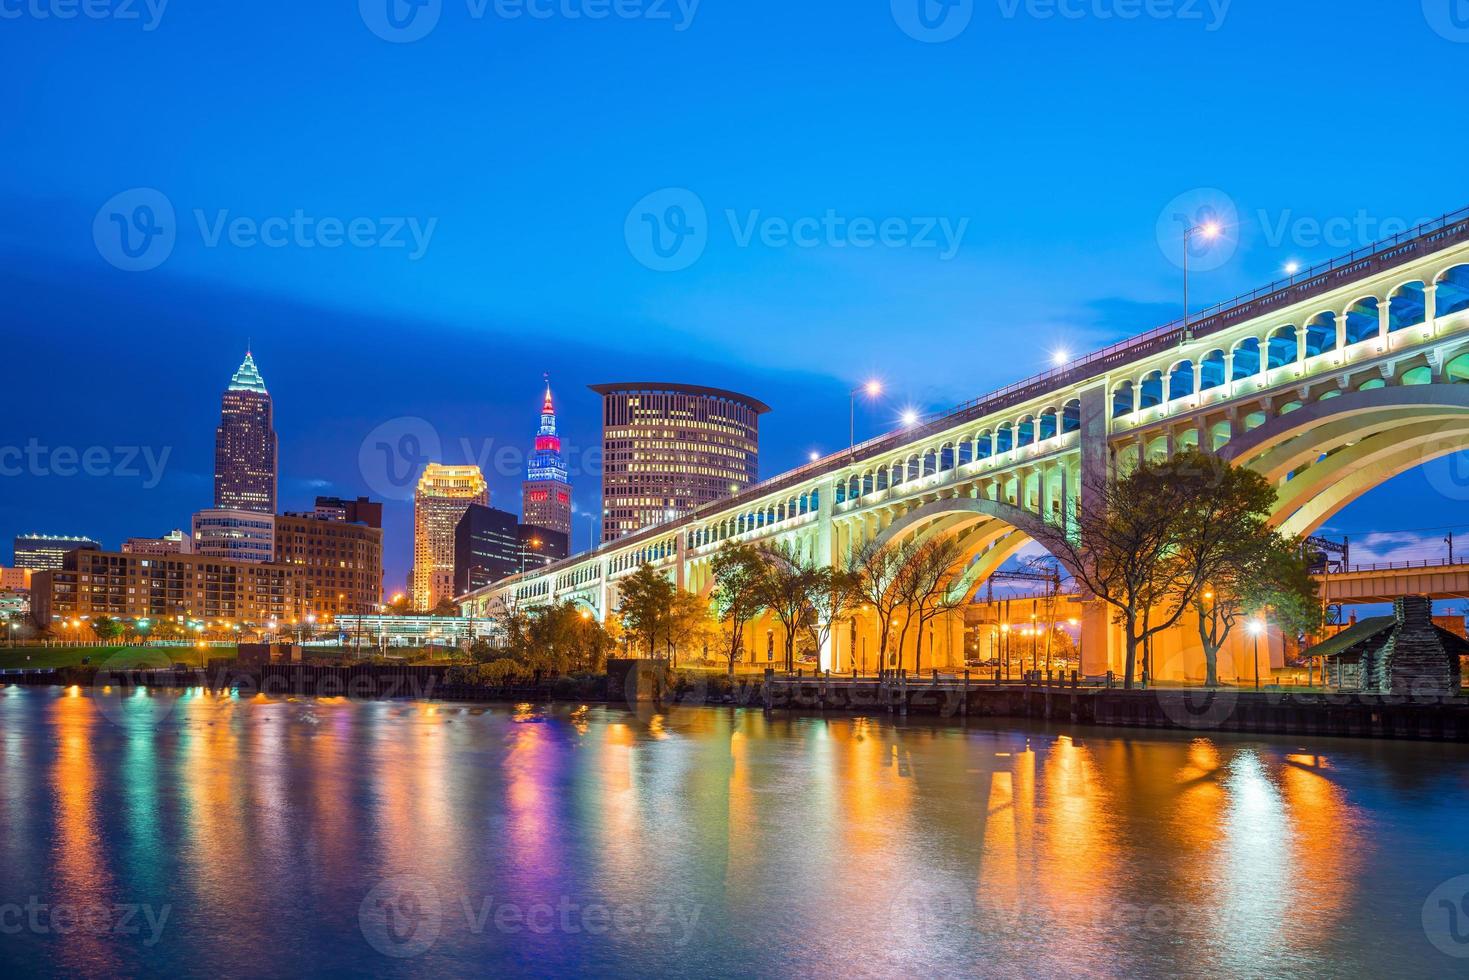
<box><xmin>1</xmin><ymin>685</ymin><xmax>1467</xmax><ymax>978</ymax></box>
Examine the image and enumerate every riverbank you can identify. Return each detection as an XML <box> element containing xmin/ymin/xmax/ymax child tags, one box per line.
<box><xmin>6</xmin><ymin>661</ymin><xmax>1469</xmax><ymax>741</ymax></box>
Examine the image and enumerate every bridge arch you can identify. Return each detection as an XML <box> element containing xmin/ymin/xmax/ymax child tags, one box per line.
<box><xmin>1220</xmin><ymin>383</ymin><xmax>1469</xmax><ymax>536</ymax></box>
<box><xmin>869</xmin><ymin>497</ymin><xmax>1081</xmax><ymax>583</ymax></box>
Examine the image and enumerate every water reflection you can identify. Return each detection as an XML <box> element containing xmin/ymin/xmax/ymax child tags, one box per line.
<box><xmin>0</xmin><ymin>689</ymin><xmax>1464</xmax><ymax>977</ymax></box>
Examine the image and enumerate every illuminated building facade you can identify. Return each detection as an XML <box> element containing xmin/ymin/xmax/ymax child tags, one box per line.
<box><xmin>122</xmin><ymin>529</ymin><xmax>192</xmax><ymax>556</ymax></box>
<box><xmin>590</xmin><ymin>382</ymin><xmax>767</xmax><ymax>542</ymax></box>
<box><xmin>214</xmin><ymin>350</ymin><xmax>278</xmax><ymax>513</ymax></box>
<box><xmin>275</xmin><ymin>510</ymin><xmax>384</xmax><ymax>618</ymax></box>
<box><xmin>13</xmin><ymin>534</ymin><xmax>100</xmax><ymax>571</ymax></box>
<box><xmin>411</xmin><ymin>463</ymin><xmax>488</xmax><ymax>609</ymax></box>
<box><xmin>521</xmin><ymin>378</ymin><xmax>573</xmax><ymax>536</ymax></box>
<box><xmin>453</xmin><ymin>503</ymin><xmax>569</xmax><ymax>595</ymax></box>
<box><xmin>192</xmin><ymin>509</ymin><xmax>276</xmax><ymax>563</ymax></box>
<box><xmin>31</xmin><ymin>549</ymin><xmax>299</xmax><ymax>626</ymax></box>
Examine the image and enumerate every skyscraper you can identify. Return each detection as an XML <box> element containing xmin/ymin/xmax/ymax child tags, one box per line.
<box><xmin>214</xmin><ymin>350</ymin><xmax>278</xmax><ymax>513</ymax></box>
<box><xmin>591</xmin><ymin>383</ymin><xmax>767</xmax><ymax>542</ymax></box>
<box><xmin>412</xmin><ymin>463</ymin><xmax>488</xmax><ymax>609</ymax></box>
<box><xmin>522</xmin><ymin>377</ymin><xmax>572</xmax><ymax>536</ymax></box>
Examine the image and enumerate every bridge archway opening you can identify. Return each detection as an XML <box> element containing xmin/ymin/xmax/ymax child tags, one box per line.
<box><xmin>1167</xmin><ymin>360</ymin><xmax>1194</xmax><ymax>400</ymax></box>
<box><xmin>1038</xmin><ymin>409</ymin><xmax>1058</xmax><ymax>442</ymax></box>
<box><xmin>1304</xmin><ymin>312</ymin><xmax>1336</xmax><ymax>357</ymax></box>
<box><xmin>1140</xmin><ymin>371</ymin><xmax>1164</xmax><ymax>409</ymax></box>
<box><xmin>1389</xmin><ymin>281</ymin><xmax>1426</xmax><ymax>331</ymax></box>
<box><xmin>1267</xmin><ymin>325</ymin><xmax>1298</xmax><ymax>368</ymax></box>
<box><xmin>1438</xmin><ymin>264</ymin><xmax>1469</xmax><ymax>318</ymax></box>
<box><xmin>995</xmin><ymin>423</ymin><xmax>1014</xmax><ymax>454</ymax></box>
<box><xmin>1345</xmin><ymin>297</ymin><xmax>1379</xmax><ymax>345</ymax></box>
<box><xmin>1402</xmin><ymin>365</ymin><xmax>1434</xmax><ymax>386</ymax></box>
<box><xmin>1199</xmin><ymin>349</ymin><xmax>1226</xmax><ymax>390</ymax></box>
<box><xmin>1446</xmin><ymin>352</ymin><xmax>1469</xmax><ymax>382</ymax></box>
<box><xmin>1232</xmin><ymin>337</ymin><xmax>1261</xmax><ymax>379</ymax></box>
<box><xmin>1112</xmin><ymin>381</ymin><xmax>1135</xmax><ymax>419</ymax></box>
<box><xmin>1062</xmin><ymin>399</ymin><xmax>1081</xmax><ymax>433</ymax></box>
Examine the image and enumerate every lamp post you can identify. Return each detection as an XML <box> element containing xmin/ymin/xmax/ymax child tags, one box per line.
<box><xmin>1182</xmin><ymin>220</ymin><xmax>1222</xmax><ymax>341</ymax></box>
<box><xmin>850</xmin><ymin>380</ymin><xmax>882</xmax><ymax>459</ymax></box>
<box><xmin>1248</xmin><ymin>618</ymin><xmax>1265</xmax><ymax>691</ymax></box>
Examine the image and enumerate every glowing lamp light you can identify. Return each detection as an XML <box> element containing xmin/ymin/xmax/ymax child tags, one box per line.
<box><xmin>1201</xmin><ymin>221</ymin><xmax>1222</xmax><ymax>239</ymax></box>
<box><xmin>900</xmin><ymin>409</ymin><xmax>919</xmax><ymax>427</ymax></box>
<box><xmin>808</xmin><ymin>451</ymin><xmax>820</xmax><ymax>463</ymax></box>
<box><xmin>864</xmin><ymin>380</ymin><xmax>882</xmax><ymax>398</ymax></box>
<box><xmin>1051</xmin><ymin>350</ymin><xmax>1069</xmax><ymax>366</ymax></box>
<box><xmin>1284</xmin><ymin>261</ymin><xmax>1301</xmax><ymax>275</ymax></box>
<box><xmin>1247</xmin><ymin>620</ymin><xmax>1266</xmax><ymax>637</ymax></box>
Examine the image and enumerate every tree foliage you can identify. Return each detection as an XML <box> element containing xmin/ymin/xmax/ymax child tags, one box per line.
<box><xmin>710</xmin><ymin>544</ymin><xmax>766</xmax><ymax>673</ymax></box>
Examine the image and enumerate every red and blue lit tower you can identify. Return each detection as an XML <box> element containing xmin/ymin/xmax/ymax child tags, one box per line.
<box><xmin>521</xmin><ymin>376</ymin><xmax>572</xmax><ymax>536</ymax></box>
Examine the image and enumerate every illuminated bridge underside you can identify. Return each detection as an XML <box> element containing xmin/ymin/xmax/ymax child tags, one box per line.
<box><xmin>461</xmin><ymin>219</ymin><xmax>1469</xmax><ymax>680</ymax></box>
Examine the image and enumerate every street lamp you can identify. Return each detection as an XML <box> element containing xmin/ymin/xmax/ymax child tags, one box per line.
<box><xmin>900</xmin><ymin>409</ymin><xmax>919</xmax><ymax>428</ymax></box>
<box><xmin>1182</xmin><ymin>220</ymin><xmax>1222</xmax><ymax>340</ymax></box>
<box><xmin>1247</xmin><ymin>618</ymin><xmax>1265</xmax><ymax>691</ymax></box>
<box><xmin>850</xmin><ymin>380</ymin><xmax>882</xmax><ymax>458</ymax></box>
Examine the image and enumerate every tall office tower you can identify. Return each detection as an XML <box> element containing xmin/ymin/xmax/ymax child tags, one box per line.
<box><xmin>411</xmin><ymin>463</ymin><xmax>488</xmax><ymax>610</ymax></box>
<box><xmin>590</xmin><ymin>383</ymin><xmax>767</xmax><ymax>543</ymax></box>
<box><xmin>521</xmin><ymin>377</ymin><xmax>573</xmax><ymax>537</ymax></box>
<box><xmin>214</xmin><ymin>350</ymin><xmax>278</xmax><ymax>513</ymax></box>
<box><xmin>12</xmin><ymin>534</ymin><xmax>100</xmax><ymax>571</ymax></box>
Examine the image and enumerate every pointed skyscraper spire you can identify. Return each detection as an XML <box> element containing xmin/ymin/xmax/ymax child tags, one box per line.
<box><xmin>542</xmin><ymin>373</ymin><xmax>555</xmax><ymax>413</ymax></box>
<box><xmin>228</xmin><ymin>349</ymin><xmax>268</xmax><ymax>393</ymax></box>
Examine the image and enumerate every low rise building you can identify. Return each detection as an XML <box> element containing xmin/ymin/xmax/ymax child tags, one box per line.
<box><xmin>122</xmin><ymin>529</ymin><xmax>193</xmax><ymax>555</ymax></box>
<box><xmin>13</xmin><ymin>534</ymin><xmax>99</xmax><ymax>571</ymax></box>
<box><xmin>31</xmin><ymin>549</ymin><xmax>300</xmax><ymax>627</ymax></box>
<box><xmin>192</xmin><ymin>508</ymin><xmax>276</xmax><ymax>563</ymax></box>
<box><xmin>275</xmin><ymin>510</ymin><xmax>384</xmax><ymax>619</ymax></box>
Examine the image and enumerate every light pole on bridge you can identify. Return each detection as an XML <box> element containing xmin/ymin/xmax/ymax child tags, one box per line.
<box><xmin>1182</xmin><ymin>220</ymin><xmax>1223</xmax><ymax>341</ymax></box>
<box><xmin>850</xmin><ymin>380</ymin><xmax>883</xmax><ymax>459</ymax></box>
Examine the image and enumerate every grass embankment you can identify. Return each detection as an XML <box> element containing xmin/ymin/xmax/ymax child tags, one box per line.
<box><xmin>0</xmin><ymin>646</ymin><xmax>236</xmax><ymax>670</ymax></box>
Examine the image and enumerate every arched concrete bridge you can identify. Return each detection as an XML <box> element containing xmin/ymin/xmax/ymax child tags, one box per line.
<box><xmin>461</xmin><ymin>207</ymin><xmax>1469</xmax><ymax>680</ymax></box>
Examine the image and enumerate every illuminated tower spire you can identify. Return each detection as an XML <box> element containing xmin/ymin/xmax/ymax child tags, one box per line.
<box><xmin>522</xmin><ymin>375</ymin><xmax>572</xmax><ymax>537</ymax></box>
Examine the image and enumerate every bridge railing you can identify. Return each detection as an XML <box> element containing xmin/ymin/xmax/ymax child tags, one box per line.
<box><xmin>1332</xmin><ymin>557</ymin><xmax>1469</xmax><ymax>574</ymax></box>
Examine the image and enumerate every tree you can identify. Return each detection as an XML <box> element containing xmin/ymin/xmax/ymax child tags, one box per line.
<box><xmin>616</xmin><ymin>563</ymin><xmax>676</xmax><ymax>657</ymax></box>
<box><xmin>432</xmin><ymin>597</ymin><xmax>459</xmax><ymax>617</ymax></box>
<box><xmin>756</xmin><ymin>543</ymin><xmax>823</xmax><ymax>672</ymax></box>
<box><xmin>710</xmin><ymin>544</ymin><xmax>766</xmax><ymax>674</ymax></box>
<box><xmin>899</xmin><ymin>538</ymin><xmax>968</xmax><ymax>675</ymax></box>
<box><xmin>849</xmin><ymin>537</ymin><xmax>919</xmax><ymax>670</ymax></box>
<box><xmin>806</xmin><ymin>566</ymin><xmax>864</xmax><ymax>672</ymax></box>
<box><xmin>1193</xmin><ymin>533</ymin><xmax>1319</xmax><ymax>686</ymax></box>
<box><xmin>664</xmin><ymin>590</ymin><xmax>715</xmax><ymax>667</ymax></box>
<box><xmin>90</xmin><ymin>616</ymin><xmax>124</xmax><ymax>642</ymax></box>
<box><xmin>1034</xmin><ymin>448</ymin><xmax>1284</xmax><ymax>690</ymax></box>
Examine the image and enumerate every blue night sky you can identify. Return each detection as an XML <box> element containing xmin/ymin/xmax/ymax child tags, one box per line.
<box><xmin>4</xmin><ymin>1</ymin><xmax>1469</xmax><ymax>592</ymax></box>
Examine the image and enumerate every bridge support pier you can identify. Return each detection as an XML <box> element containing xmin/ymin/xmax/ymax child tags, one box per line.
<box><xmin>1080</xmin><ymin>599</ymin><xmax>1113</xmax><ymax>677</ymax></box>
